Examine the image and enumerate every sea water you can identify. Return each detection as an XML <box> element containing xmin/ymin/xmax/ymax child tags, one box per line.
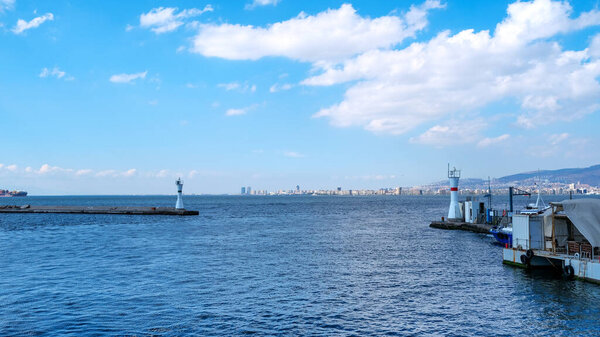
<box><xmin>1</xmin><ymin>195</ymin><xmax>599</xmax><ymax>336</ymax></box>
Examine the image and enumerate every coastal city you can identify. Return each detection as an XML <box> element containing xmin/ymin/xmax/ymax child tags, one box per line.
<box><xmin>239</xmin><ymin>180</ymin><xmax>600</xmax><ymax>196</ymax></box>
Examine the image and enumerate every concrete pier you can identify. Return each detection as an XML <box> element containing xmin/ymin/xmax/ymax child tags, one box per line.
<box><xmin>429</xmin><ymin>221</ymin><xmax>492</xmax><ymax>234</ymax></box>
<box><xmin>0</xmin><ymin>205</ymin><xmax>199</xmax><ymax>216</ymax></box>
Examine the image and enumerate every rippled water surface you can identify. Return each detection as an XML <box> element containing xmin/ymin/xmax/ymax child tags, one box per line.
<box><xmin>1</xmin><ymin>195</ymin><xmax>600</xmax><ymax>336</ymax></box>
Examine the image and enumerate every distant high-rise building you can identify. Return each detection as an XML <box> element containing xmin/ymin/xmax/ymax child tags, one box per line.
<box><xmin>241</xmin><ymin>187</ymin><xmax>246</xmax><ymax>195</ymax></box>
<box><xmin>337</xmin><ymin>187</ymin><xmax>342</xmax><ymax>192</ymax></box>
<box><xmin>296</xmin><ymin>185</ymin><xmax>300</xmax><ymax>192</ymax></box>
<box><xmin>247</xmin><ymin>186</ymin><xmax>252</xmax><ymax>195</ymax></box>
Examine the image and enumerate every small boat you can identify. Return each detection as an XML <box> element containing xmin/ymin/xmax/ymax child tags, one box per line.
<box><xmin>490</xmin><ymin>226</ymin><xmax>512</xmax><ymax>246</ymax></box>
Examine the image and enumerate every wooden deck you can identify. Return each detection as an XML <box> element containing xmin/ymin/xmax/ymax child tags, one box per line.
<box><xmin>0</xmin><ymin>205</ymin><xmax>199</xmax><ymax>216</ymax></box>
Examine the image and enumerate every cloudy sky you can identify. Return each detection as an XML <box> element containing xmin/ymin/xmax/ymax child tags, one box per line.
<box><xmin>1</xmin><ymin>0</ymin><xmax>599</xmax><ymax>194</ymax></box>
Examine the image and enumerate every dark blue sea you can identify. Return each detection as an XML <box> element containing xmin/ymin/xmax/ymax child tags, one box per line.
<box><xmin>1</xmin><ymin>195</ymin><xmax>600</xmax><ymax>336</ymax></box>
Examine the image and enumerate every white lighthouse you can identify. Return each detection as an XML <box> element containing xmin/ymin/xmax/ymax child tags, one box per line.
<box><xmin>175</xmin><ymin>178</ymin><xmax>184</xmax><ymax>209</ymax></box>
<box><xmin>447</xmin><ymin>164</ymin><xmax>461</xmax><ymax>221</ymax></box>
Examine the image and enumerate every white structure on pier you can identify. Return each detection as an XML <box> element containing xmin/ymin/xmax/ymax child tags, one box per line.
<box><xmin>503</xmin><ymin>199</ymin><xmax>600</xmax><ymax>284</ymax></box>
<box><xmin>176</xmin><ymin>178</ymin><xmax>184</xmax><ymax>210</ymax></box>
<box><xmin>448</xmin><ymin>165</ymin><xmax>461</xmax><ymax>220</ymax></box>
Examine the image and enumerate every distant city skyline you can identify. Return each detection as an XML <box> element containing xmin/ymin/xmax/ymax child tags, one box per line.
<box><xmin>2</xmin><ymin>0</ymin><xmax>600</xmax><ymax>195</ymax></box>
<box><xmin>233</xmin><ymin>176</ymin><xmax>600</xmax><ymax>197</ymax></box>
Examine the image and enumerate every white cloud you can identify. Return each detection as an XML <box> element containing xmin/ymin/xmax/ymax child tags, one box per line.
<box><xmin>218</xmin><ymin>82</ymin><xmax>256</xmax><ymax>93</ymax></box>
<box><xmin>12</xmin><ymin>13</ymin><xmax>54</xmax><ymax>34</ymax></box>
<box><xmin>225</xmin><ymin>108</ymin><xmax>247</xmax><ymax>116</ymax></box>
<box><xmin>95</xmin><ymin>169</ymin><xmax>138</xmax><ymax>178</ymax></box>
<box><xmin>305</xmin><ymin>0</ymin><xmax>600</xmax><ymax>134</ymax></box>
<box><xmin>218</xmin><ymin>82</ymin><xmax>240</xmax><ymax>91</ymax></box>
<box><xmin>39</xmin><ymin>164</ymin><xmax>59</xmax><ymax>174</ymax></box>
<box><xmin>140</xmin><ymin>5</ymin><xmax>213</xmax><ymax>34</ymax></box>
<box><xmin>528</xmin><ymin>135</ymin><xmax>591</xmax><ymax>158</ymax></box>
<box><xmin>549</xmin><ymin>132</ymin><xmax>569</xmax><ymax>145</ymax></box>
<box><xmin>17</xmin><ymin>164</ymin><xmax>75</xmax><ymax>175</ymax></box>
<box><xmin>477</xmin><ymin>134</ymin><xmax>510</xmax><ymax>148</ymax></box>
<box><xmin>109</xmin><ymin>71</ymin><xmax>147</xmax><ymax>84</ymax></box>
<box><xmin>96</xmin><ymin>170</ymin><xmax>116</xmax><ymax>177</ymax></box>
<box><xmin>40</xmin><ymin>67</ymin><xmax>64</xmax><ymax>78</ymax></box>
<box><xmin>283</xmin><ymin>151</ymin><xmax>305</xmax><ymax>158</ymax></box>
<box><xmin>246</xmin><ymin>0</ymin><xmax>280</xmax><ymax>10</ymax></box>
<box><xmin>269</xmin><ymin>83</ymin><xmax>293</xmax><ymax>93</ymax></box>
<box><xmin>589</xmin><ymin>33</ymin><xmax>600</xmax><ymax>58</ymax></box>
<box><xmin>121</xmin><ymin>169</ymin><xmax>137</xmax><ymax>177</ymax></box>
<box><xmin>410</xmin><ymin>120</ymin><xmax>486</xmax><ymax>146</ymax></box>
<box><xmin>2</xmin><ymin>164</ymin><xmax>179</xmax><ymax>180</ymax></box>
<box><xmin>493</xmin><ymin>0</ymin><xmax>600</xmax><ymax>46</ymax></box>
<box><xmin>76</xmin><ymin>169</ymin><xmax>93</xmax><ymax>176</ymax></box>
<box><xmin>0</xmin><ymin>0</ymin><xmax>15</xmax><ymax>12</ymax></box>
<box><xmin>191</xmin><ymin>2</ymin><xmax>443</xmax><ymax>62</ymax></box>
<box><xmin>39</xmin><ymin>67</ymin><xmax>73</xmax><ymax>80</ymax></box>
<box><xmin>156</xmin><ymin>169</ymin><xmax>169</xmax><ymax>178</ymax></box>
<box><xmin>188</xmin><ymin>0</ymin><xmax>600</xmax><ymax>138</ymax></box>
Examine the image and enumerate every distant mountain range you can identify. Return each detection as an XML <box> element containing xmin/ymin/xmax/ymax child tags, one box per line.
<box><xmin>429</xmin><ymin>164</ymin><xmax>600</xmax><ymax>187</ymax></box>
<box><xmin>497</xmin><ymin>164</ymin><xmax>600</xmax><ymax>186</ymax></box>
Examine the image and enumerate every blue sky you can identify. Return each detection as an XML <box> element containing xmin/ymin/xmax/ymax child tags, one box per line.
<box><xmin>1</xmin><ymin>0</ymin><xmax>600</xmax><ymax>194</ymax></box>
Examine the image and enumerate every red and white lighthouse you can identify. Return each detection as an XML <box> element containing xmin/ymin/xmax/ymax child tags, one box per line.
<box><xmin>448</xmin><ymin>164</ymin><xmax>461</xmax><ymax>220</ymax></box>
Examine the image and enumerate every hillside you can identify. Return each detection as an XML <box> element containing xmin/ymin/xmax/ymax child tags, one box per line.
<box><xmin>497</xmin><ymin>165</ymin><xmax>600</xmax><ymax>186</ymax></box>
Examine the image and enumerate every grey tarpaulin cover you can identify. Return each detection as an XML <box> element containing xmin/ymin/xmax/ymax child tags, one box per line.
<box><xmin>561</xmin><ymin>199</ymin><xmax>600</xmax><ymax>247</ymax></box>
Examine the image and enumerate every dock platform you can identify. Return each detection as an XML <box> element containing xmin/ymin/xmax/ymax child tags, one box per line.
<box><xmin>0</xmin><ymin>205</ymin><xmax>199</xmax><ymax>216</ymax></box>
<box><xmin>429</xmin><ymin>221</ymin><xmax>492</xmax><ymax>234</ymax></box>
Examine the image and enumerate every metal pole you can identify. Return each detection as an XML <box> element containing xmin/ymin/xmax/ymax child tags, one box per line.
<box><xmin>488</xmin><ymin>177</ymin><xmax>492</xmax><ymax>210</ymax></box>
<box><xmin>551</xmin><ymin>204</ymin><xmax>556</xmax><ymax>253</ymax></box>
<box><xmin>509</xmin><ymin>186</ymin><xmax>514</xmax><ymax>213</ymax></box>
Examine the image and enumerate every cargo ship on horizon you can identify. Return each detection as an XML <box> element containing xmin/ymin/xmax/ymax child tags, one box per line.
<box><xmin>0</xmin><ymin>189</ymin><xmax>27</xmax><ymax>197</ymax></box>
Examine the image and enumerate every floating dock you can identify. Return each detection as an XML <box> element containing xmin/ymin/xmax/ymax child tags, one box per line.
<box><xmin>502</xmin><ymin>200</ymin><xmax>600</xmax><ymax>284</ymax></box>
<box><xmin>429</xmin><ymin>221</ymin><xmax>492</xmax><ymax>234</ymax></box>
<box><xmin>0</xmin><ymin>205</ymin><xmax>199</xmax><ymax>216</ymax></box>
